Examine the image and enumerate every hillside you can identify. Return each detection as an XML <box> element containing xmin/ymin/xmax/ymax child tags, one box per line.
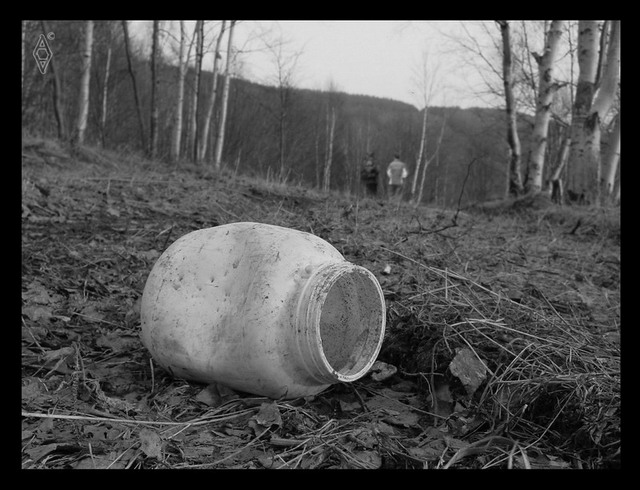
<box><xmin>21</xmin><ymin>138</ymin><xmax>619</xmax><ymax>469</ymax></box>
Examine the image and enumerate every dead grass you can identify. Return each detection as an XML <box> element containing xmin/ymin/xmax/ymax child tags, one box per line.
<box><xmin>21</xmin><ymin>140</ymin><xmax>620</xmax><ymax>469</ymax></box>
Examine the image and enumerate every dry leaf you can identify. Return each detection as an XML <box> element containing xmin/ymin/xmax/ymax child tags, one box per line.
<box><xmin>139</xmin><ymin>428</ymin><xmax>163</xmax><ymax>459</ymax></box>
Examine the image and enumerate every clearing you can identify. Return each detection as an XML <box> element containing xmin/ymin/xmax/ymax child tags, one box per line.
<box><xmin>21</xmin><ymin>138</ymin><xmax>620</xmax><ymax>469</ymax></box>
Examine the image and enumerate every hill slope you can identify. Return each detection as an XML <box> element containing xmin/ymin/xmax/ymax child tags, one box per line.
<box><xmin>21</xmin><ymin>139</ymin><xmax>619</xmax><ymax>469</ymax></box>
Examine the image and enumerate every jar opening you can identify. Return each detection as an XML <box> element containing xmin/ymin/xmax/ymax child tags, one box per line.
<box><xmin>316</xmin><ymin>266</ymin><xmax>385</xmax><ymax>381</ymax></box>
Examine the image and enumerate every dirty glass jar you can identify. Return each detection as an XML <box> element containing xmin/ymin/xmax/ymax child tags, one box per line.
<box><xmin>140</xmin><ymin>222</ymin><xmax>386</xmax><ymax>399</ymax></box>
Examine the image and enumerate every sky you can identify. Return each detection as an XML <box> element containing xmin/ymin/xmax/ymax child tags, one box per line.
<box><xmin>132</xmin><ymin>20</ymin><xmax>499</xmax><ymax>110</ymax></box>
<box><xmin>232</xmin><ymin>21</ymin><xmax>494</xmax><ymax>109</ymax></box>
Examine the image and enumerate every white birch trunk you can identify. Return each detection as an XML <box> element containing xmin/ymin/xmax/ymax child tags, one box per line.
<box><xmin>566</xmin><ymin>21</ymin><xmax>602</xmax><ymax>201</ymax></box>
<box><xmin>601</xmin><ymin>113</ymin><xmax>620</xmax><ymax>199</ymax></box>
<box><xmin>170</xmin><ymin>21</ymin><xmax>187</xmax><ymax>163</ymax></box>
<box><xmin>411</xmin><ymin>107</ymin><xmax>428</xmax><ymax>199</ymax></box>
<box><xmin>527</xmin><ymin>20</ymin><xmax>565</xmax><ymax>193</ymax></box>
<box><xmin>323</xmin><ymin>106</ymin><xmax>336</xmax><ymax>192</ymax></box>
<box><xmin>75</xmin><ymin>20</ymin><xmax>93</xmax><ymax>146</ymax></box>
<box><xmin>149</xmin><ymin>20</ymin><xmax>160</xmax><ymax>158</ymax></box>
<box><xmin>100</xmin><ymin>45</ymin><xmax>111</xmax><ymax>147</ymax></box>
<box><xmin>190</xmin><ymin>20</ymin><xmax>204</xmax><ymax>162</ymax></box>
<box><xmin>416</xmin><ymin>114</ymin><xmax>446</xmax><ymax>204</ymax></box>
<box><xmin>198</xmin><ymin>21</ymin><xmax>226</xmax><ymax>164</ymax></box>
<box><xmin>214</xmin><ymin>21</ymin><xmax>235</xmax><ymax>170</ymax></box>
<box><xmin>497</xmin><ymin>21</ymin><xmax>524</xmax><ymax>197</ymax></box>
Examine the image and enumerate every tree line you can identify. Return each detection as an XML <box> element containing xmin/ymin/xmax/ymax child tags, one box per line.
<box><xmin>22</xmin><ymin>21</ymin><xmax>620</xmax><ymax>207</ymax></box>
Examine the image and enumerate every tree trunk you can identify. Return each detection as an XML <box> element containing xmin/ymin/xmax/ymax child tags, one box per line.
<box><xmin>416</xmin><ymin>113</ymin><xmax>446</xmax><ymax>204</ymax></box>
<box><xmin>190</xmin><ymin>20</ymin><xmax>204</xmax><ymax>162</ymax></box>
<box><xmin>73</xmin><ymin>20</ymin><xmax>93</xmax><ymax>146</ymax></box>
<box><xmin>550</xmin><ymin>131</ymin><xmax>571</xmax><ymax>204</ymax></box>
<box><xmin>214</xmin><ymin>21</ymin><xmax>236</xmax><ymax>170</ymax></box>
<box><xmin>40</xmin><ymin>21</ymin><xmax>66</xmax><ymax>141</ymax></box>
<box><xmin>323</xmin><ymin>106</ymin><xmax>336</xmax><ymax>192</ymax></box>
<box><xmin>565</xmin><ymin>21</ymin><xmax>602</xmax><ymax>203</ymax></box>
<box><xmin>497</xmin><ymin>21</ymin><xmax>524</xmax><ymax>197</ymax></box>
<box><xmin>122</xmin><ymin>20</ymin><xmax>147</xmax><ymax>152</ymax></box>
<box><xmin>526</xmin><ymin>20</ymin><xmax>565</xmax><ymax>194</ymax></box>
<box><xmin>601</xmin><ymin>113</ymin><xmax>620</xmax><ymax>202</ymax></box>
<box><xmin>149</xmin><ymin>20</ymin><xmax>160</xmax><ymax>159</ymax></box>
<box><xmin>170</xmin><ymin>21</ymin><xmax>189</xmax><ymax>163</ymax></box>
<box><xmin>411</xmin><ymin>106</ymin><xmax>428</xmax><ymax>200</ymax></box>
<box><xmin>100</xmin><ymin>44</ymin><xmax>111</xmax><ymax>147</ymax></box>
<box><xmin>198</xmin><ymin>21</ymin><xmax>226</xmax><ymax>164</ymax></box>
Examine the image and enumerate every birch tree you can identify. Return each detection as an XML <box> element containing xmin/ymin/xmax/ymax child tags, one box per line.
<box><xmin>73</xmin><ymin>20</ymin><xmax>93</xmax><ymax>146</ymax></box>
<box><xmin>323</xmin><ymin>105</ymin><xmax>336</xmax><ymax>192</ymax></box>
<box><xmin>410</xmin><ymin>50</ymin><xmax>439</xmax><ymax>202</ymax></box>
<box><xmin>149</xmin><ymin>20</ymin><xmax>161</xmax><ymax>158</ymax></box>
<box><xmin>601</xmin><ymin>112</ymin><xmax>620</xmax><ymax>201</ymax></box>
<box><xmin>496</xmin><ymin>21</ymin><xmax>524</xmax><ymax>197</ymax></box>
<box><xmin>526</xmin><ymin>20</ymin><xmax>565</xmax><ymax>193</ymax></box>
<box><xmin>189</xmin><ymin>20</ymin><xmax>204</xmax><ymax>162</ymax></box>
<box><xmin>170</xmin><ymin>21</ymin><xmax>196</xmax><ymax>163</ymax></box>
<box><xmin>122</xmin><ymin>20</ymin><xmax>147</xmax><ymax>152</ymax></box>
<box><xmin>565</xmin><ymin>20</ymin><xmax>619</xmax><ymax>203</ymax></box>
<box><xmin>416</xmin><ymin>113</ymin><xmax>447</xmax><ymax>204</ymax></box>
<box><xmin>198</xmin><ymin>21</ymin><xmax>226</xmax><ymax>164</ymax></box>
<box><xmin>100</xmin><ymin>34</ymin><xmax>112</xmax><ymax>147</ymax></box>
<box><xmin>214</xmin><ymin>21</ymin><xmax>236</xmax><ymax>170</ymax></box>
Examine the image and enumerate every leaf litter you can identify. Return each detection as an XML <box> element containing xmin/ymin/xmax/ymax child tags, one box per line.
<box><xmin>21</xmin><ymin>139</ymin><xmax>620</xmax><ymax>469</ymax></box>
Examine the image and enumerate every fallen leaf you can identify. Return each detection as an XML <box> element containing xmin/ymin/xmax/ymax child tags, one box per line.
<box><xmin>139</xmin><ymin>428</ymin><xmax>163</xmax><ymax>459</ymax></box>
<box><xmin>352</xmin><ymin>450</ymin><xmax>382</xmax><ymax>469</ymax></box>
<box><xmin>253</xmin><ymin>402</ymin><xmax>282</xmax><ymax>428</ymax></box>
<box><xmin>22</xmin><ymin>305</ymin><xmax>53</xmax><ymax>322</ymax></box>
<box><xmin>369</xmin><ymin>360</ymin><xmax>397</xmax><ymax>382</ymax></box>
<box><xmin>448</xmin><ymin>348</ymin><xmax>487</xmax><ymax>397</ymax></box>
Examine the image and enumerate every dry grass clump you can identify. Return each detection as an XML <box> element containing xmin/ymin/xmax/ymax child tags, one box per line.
<box><xmin>381</xmin><ymin>261</ymin><xmax>620</xmax><ymax>468</ymax></box>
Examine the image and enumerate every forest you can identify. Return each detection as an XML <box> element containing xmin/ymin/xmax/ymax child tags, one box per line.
<box><xmin>23</xmin><ymin>20</ymin><xmax>620</xmax><ymax>207</ymax></box>
<box><xmin>22</xmin><ymin>21</ymin><xmax>620</xmax><ymax>470</ymax></box>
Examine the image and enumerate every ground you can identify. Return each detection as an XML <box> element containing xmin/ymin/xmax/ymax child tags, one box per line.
<box><xmin>21</xmin><ymin>138</ymin><xmax>620</xmax><ymax>469</ymax></box>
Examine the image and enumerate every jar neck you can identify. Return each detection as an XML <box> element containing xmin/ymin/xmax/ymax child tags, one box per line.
<box><xmin>295</xmin><ymin>261</ymin><xmax>386</xmax><ymax>385</ymax></box>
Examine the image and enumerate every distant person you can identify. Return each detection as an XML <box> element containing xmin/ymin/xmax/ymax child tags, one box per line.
<box><xmin>387</xmin><ymin>154</ymin><xmax>408</xmax><ymax>201</ymax></box>
<box><xmin>360</xmin><ymin>154</ymin><xmax>379</xmax><ymax>197</ymax></box>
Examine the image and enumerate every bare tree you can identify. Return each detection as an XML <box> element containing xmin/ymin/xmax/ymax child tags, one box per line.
<box><xmin>601</xmin><ymin>111</ymin><xmax>620</xmax><ymax>202</ymax></box>
<box><xmin>198</xmin><ymin>21</ymin><xmax>226</xmax><ymax>164</ymax></box>
<box><xmin>496</xmin><ymin>21</ymin><xmax>524</xmax><ymax>197</ymax></box>
<box><xmin>526</xmin><ymin>20</ymin><xmax>565</xmax><ymax>194</ymax></box>
<box><xmin>189</xmin><ymin>20</ymin><xmax>204</xmax><ymax>162</ymax></box>
<box><xmin>72</xmin><ymin>20</ymin><xmax>93</xmax><ymax>146</ymax></box>
<box><xmin>214</xmin><ymin>20</ymin><xmax>236</xmax><ymax>170</ymax></box>
<box><xmin>416</xmin><ymin>113</ymin><xmax>447</xmax><ymax>204</ymax></box>
<box><xmin>410</xmin><ymin>49</ymin><xmax>440</xmax><ymax>203</ymax></box>
<box><xmin>566</xmin><ymin>20</ymin><xmax>619</xmax><ymax>203</ymax></box>
<box><xmin>322</xmin><ymin>105</ymin><xmax>336</xmax><ymax>192</ymax></box>
<box><xmin>169</xmin><ymin>21</ymin><xmax>197</xmax><ymax>163</ymax></box>
<box><xmin>255</xmin><ymin>26</ymin><xmax>302</xmax><ymax>179</ymax></box>
<box><xmin>122</xmin><ymin>20</ymin><xmax>147</xmax><ymax>152</ymax></box>
<box><xmin>99</xmin><ymin>29</ymin><xmax>112</xmax><ymax>148</ymax></box>
<box><xmin>149</xmin><ymin>20</ymin><xmax>161</xmax><ymax>158</ymax></box>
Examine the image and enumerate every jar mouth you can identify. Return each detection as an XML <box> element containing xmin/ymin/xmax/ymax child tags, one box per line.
<box><xmin>298</xmin><ymin>262</ymin><xmax>386</xmax><ymax>383</ymax></box>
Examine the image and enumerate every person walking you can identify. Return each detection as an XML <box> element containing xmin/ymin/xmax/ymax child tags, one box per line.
<box><xmin>360</xmin><ymin>154</ymin><xmax>379</xmax><ymax>197</ymax></box>
<box><xmin>386</xmin><ymin>153</ymin><xmax>408</xmax><ymax>201</ymax></box>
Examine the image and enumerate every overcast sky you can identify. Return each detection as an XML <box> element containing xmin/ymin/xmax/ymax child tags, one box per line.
<box><xmin>132</xmin><ymin>20</ymin><xmax>500</xmax><ymax>109</ymax></box>
<box><xmin>232</xmin><ymin>21</ymin><xmax>495</xmax><ymax>109</ymax></box>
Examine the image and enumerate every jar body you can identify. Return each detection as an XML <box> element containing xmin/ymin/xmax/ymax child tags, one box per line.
<box><xmin>140</xmin><ymin>222</ymin><xmax>386</xmax><ymax>399</ymax></box>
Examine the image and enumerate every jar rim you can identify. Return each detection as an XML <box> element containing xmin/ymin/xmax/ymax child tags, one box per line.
<box><xmin>295</xmin><ymin>261</ymin><xmax>386</xmax><ymax>384</ymax></box>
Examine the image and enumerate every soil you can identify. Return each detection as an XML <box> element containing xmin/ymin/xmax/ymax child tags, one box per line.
<box><xmin>21</xmin><ymin>139</ymin><xmax>620</xmax><ymax>469</ymax></box>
